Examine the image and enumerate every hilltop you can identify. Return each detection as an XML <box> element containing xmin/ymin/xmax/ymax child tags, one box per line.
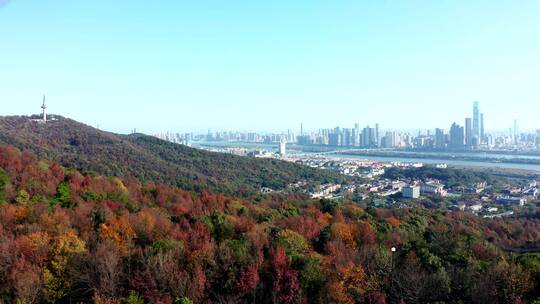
<box><xmin>0</xmin><ymin>115</ymin><xmax>347</xmax><ymax>195</ymax></box>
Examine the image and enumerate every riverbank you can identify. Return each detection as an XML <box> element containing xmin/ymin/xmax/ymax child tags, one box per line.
<box><xmin>337</xmin><ymin>150</ymin><xmax>540</xmax><ymax>166</ymax></box>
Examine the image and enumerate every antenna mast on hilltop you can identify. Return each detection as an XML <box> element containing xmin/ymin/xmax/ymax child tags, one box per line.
<box><xmin>41</xmin><ymin>95</ymin><xmax>47</xmax><ymax>123</ymax></box>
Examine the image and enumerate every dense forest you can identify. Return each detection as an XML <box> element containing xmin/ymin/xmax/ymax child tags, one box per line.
<box><xmin>0</xmin><ymin>116</ymin><xmax>348</xmax><ymax>196</ymax></box>
<box><xmin>1</xmin><ymin>145</ymin><xmax>539</xmax><ymax>303</ymax></box>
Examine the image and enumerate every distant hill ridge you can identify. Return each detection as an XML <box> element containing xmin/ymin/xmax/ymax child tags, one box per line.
<box><xmin>0</xmin><ymin>115</ymin><xmax>346</xmax><ymax>195</ymax></box>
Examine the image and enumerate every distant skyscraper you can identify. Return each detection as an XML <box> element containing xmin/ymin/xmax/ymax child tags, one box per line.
<box><xmin>375</xmin><ymin>123</ymin><xmax>380</xmax><ymax>147</ymax></box>
<box><xmin>383</xmin><ymin>131</ymin><xmax>400</xmax><ymax>148</ymax></box>
<box><xmin>465</xmin><ymin>118</ymin><xmax>472</xmax><ymax>147</ymax></box>
<box><xmin>382</xmin><ymin>132</ymin><xmax>392</xmax><ymax>148</ymax></box>
<box><xmin>328</xmin><ymin>133</ymin><xmax>340</xmax><ymax>146</ymax></box>
<box><xmin>473</xmin><ymin>101</ymin><xmax>480</xmax><ymax>144</ymax></box>
<box><xmin>450</xmin><ymin>122</ymin><xmax>465</xmax><ymax>149</ymax></box>
<box><xmin>362</xmin><ymin>126</ymin><xmax>376</xmax><ymax>147</ymax></box>
<box><xmin>513</xmin><ymin>119</ymin><xmax>519</xmax><ymax>144</ymax></box>
<box><xmin>300</xmin><ymin>123</ymin><xmax>303</xmax><ymax>136</ymax></box>
<box><xmin>435</xmin><ymin>128</ymin><xmax>445</xmax><ymax>149</ymax></box>
<box><xmin>343</xmin><ymin>128</ymin><xmax>352</xmax><ymax>146</ymax></box>
<box><xmin>352</xmin><ymin>123</ymin><xmax>359</xmax><ymax>147</ymax></box>
<box><xmin>480</xmin><ymin>113</ymin><xmax>485</xmax><ymax>142</ymax></box>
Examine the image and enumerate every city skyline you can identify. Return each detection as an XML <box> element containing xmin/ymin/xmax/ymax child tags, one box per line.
<box><xmin>155</xmin><ymin>102</ymin><xmax>540</xmax><ymax>152</ymax></box>
<box><xmin>1</xmin><ymin>1</ymin><xmax>540</xmax><ymax>133</ymax></box>
<box><xmin>163</xmin><ymin>101</ymin><xmax>532</xmax><ymax>136</ymax></box>
<box><xmin>8</xmin><ymin>96</ymin><xmax>539</xmax><ymax>140</ymax></box>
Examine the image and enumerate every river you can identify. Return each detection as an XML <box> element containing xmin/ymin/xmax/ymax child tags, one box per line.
<box><xmin>192</xmin><ymin>141</ymin><xmax>540</xmax><ymax>172</ymax></box>
<box><xmin>331</xmin><ymin>154</ymin><xmax>540</xmax><ymax>172</ymax></box>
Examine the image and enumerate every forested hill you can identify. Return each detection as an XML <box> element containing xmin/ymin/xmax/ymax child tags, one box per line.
<box><xmin>0</xmin><ymin>115</ymin><xmax>346</xmax><ymax>195</ymax></box>
<box><xmin>0</xmin><ymin>145</ymin><xmax>538</xmax><ymax>303</ymax></box>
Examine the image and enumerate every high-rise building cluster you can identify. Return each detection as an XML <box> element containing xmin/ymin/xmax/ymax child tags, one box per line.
<box><xmin>296</xmin><ymin>123</ymin><xmax>400</xmax><ymax>148</ymax></box>
<box><xmin>292</xmin><ymin>101</ymin><xmax>538</xmax><ymax>150</ymax></box>
<box><xmin>154</xmin><ymin>101</ymin><xmax>539</xmax><ymax>151</ymax></box>
<box><xmin>429</xmin><ymin>101</ymin><xmax>540</xmax><ymax>150</ymax></box>
<box><xmin>153</xmin><ymin>132</ymin><xmax>193</xmax><ymax>146</ymax></box>
<box><xmin>202</xmin><ymin>130</ymin><xmax>296</xmax><ymax>144</ymax></box>
<box><xmin>442</xmin><ymin>101</ymin><xmax>488</xmax><ymax>150</ymax></box>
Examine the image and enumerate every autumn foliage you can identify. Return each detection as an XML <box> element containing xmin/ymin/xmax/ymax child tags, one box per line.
<box><xmin>0</xmin><ymin>145</ymin><xmax>539</xmax><ymax>303</ymax></box>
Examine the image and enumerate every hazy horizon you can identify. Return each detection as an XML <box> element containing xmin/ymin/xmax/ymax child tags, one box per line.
<box><xmin>1</xmin><ymin>1</ymin><xmax>539</xmax><ymax>134</ymax></box>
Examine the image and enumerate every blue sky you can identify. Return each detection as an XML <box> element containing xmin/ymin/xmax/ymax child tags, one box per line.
<box><xmin>1</xmin><ymin>0</ymin><xmax>539</xmax><ymax>134</ymax></box>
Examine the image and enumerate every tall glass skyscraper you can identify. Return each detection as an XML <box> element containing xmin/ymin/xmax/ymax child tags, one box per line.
<box><xmin>473</xmin><ymin>101</ymin><xmax>480</xmax><ymax>144</ymax></box>
<box><xmin>480</xmin><ymin>113</ymin><xmax>484</xmax><ymax>140</ymax></box>
<box><xmin>465</xmin><ymin>118</ymin><xmax>473</xmax><ymax>147</ymax></box>
<box><xmin>450</xmin><ymin>122</ymin><xmax>465</xmax><ymax>149</ymax></box>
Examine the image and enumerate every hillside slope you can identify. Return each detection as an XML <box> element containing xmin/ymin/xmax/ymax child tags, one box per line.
<box><xmin>0</xmin><ymin>145</ymin><xmax>537</xmax><ymax>303</ymax></box>
<box><xmin>0</xmin><ymin>115</ymin><xmax>347</xmax><ymax>195</ymax></box>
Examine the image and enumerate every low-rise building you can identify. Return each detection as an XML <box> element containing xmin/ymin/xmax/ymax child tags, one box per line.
<box><xmin>311</xmin><ymin>184</ymin><xmax>342</xmax><ymax>199</ymax></box>
<box><xmin>496</xmin><ymin>196</ymin><xmax>526</xmax><ymax>206</ymax></box>
<box><xmin>379</xmin><ymin>189</ymin><xmax>400</xmax><ymax>197</ymax></box>
<box><xmin>368</xmin><ymin>186</ymin><xmax>379</xmax><ymax>192</ymax></box>
<box><xmin>483</xmin><ymin>211</ymin><xmax>514</xmax><ymax>219</ymax></box>
<box><xmin>421</xmin><ymin>182</ymin><xmax>447</xmax><ymax>197</ymax></box>
<box><xmin>466</xmin><ymin>182</ymin><xmax>487</xmax><ymax>194</ymax></box>
<box><xmin>402</xmin><ymin>186</ymin><xmax>420</xmax><ymax>199</ymax></box>
<box><xmin>468</xmin><ymin>204</ymin><xmax>483</xmax><ymax>212</ymax></box>
<box><xmin>451</xmin><ymin>203</ymin><xmax>466</xmax><ymax>211</ymax></box>
<box><xmin>523</xmin><ymin>188</ymin><xmax>538</xmax><ymax>199</ymax></box>
<box><xmin>260</xmin><ymin>187</ymin><xmax>274</xmax><ymax>194</ymax></box>
<box><xmin>391</xmin><ymin>181</ymin><xmax>408</xmax><ymax>190</ymax></box>
<box><xmin>487</xmin><ymin>207</ymin><xmax>498</xmax><ymax>213</ymax></box>
<box><xmin>503</xmin><ymin>187</ymin><xmax>522</xmax><ymax>195</ymax></box>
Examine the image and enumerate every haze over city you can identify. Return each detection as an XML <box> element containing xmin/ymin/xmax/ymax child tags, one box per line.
<box><xmin>1</xmin><ymin>0</ymin><xmax>539</xmax><ymax>133</ymax></box>
<box><xmin>2</xmin><ymin>1</ymin><xmax>540</xmax><ymax>303</ymax></box>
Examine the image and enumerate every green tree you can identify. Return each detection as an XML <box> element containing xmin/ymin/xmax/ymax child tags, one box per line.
<box><xmin>174</xmin><ymin>297</ymin><xmax>193</xmax><ymax>304</ymax></box>
<box><xmin>15</xmin><ymin>189</ymin><xmax>30</xmax><ymax>205</ymax></box>
<box><xmin>121</xmin><ymin>291</ymin><xmax>145</xmax><ymax>304</ymax></box>
<box><xmin>0</xmin><ymin>168</ymin><xmax>8</xmax><ymax>205</ymax></box>
<box><xmin>275</xmin><ymin>229</ymin><xmax>309</xmax><ymax>257</ymax></box>
<box><xmin>295</xmin><ymin>255</ymin><xmax>326</xmax><ymax>302</ymax></box>
<box><xmin>44</xmin><ymin>230</ymin><xmax>87</xmax><ymax>302</ymax></box>
<box><xmin>51</xmin><ymin>182</ymin><xmax>75</xmax><ymax>208</ymax></box>
<box><xmin>203</xmin><ymin>212</ymin><xmax>234</xmax><ymax>242</ymax></box>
